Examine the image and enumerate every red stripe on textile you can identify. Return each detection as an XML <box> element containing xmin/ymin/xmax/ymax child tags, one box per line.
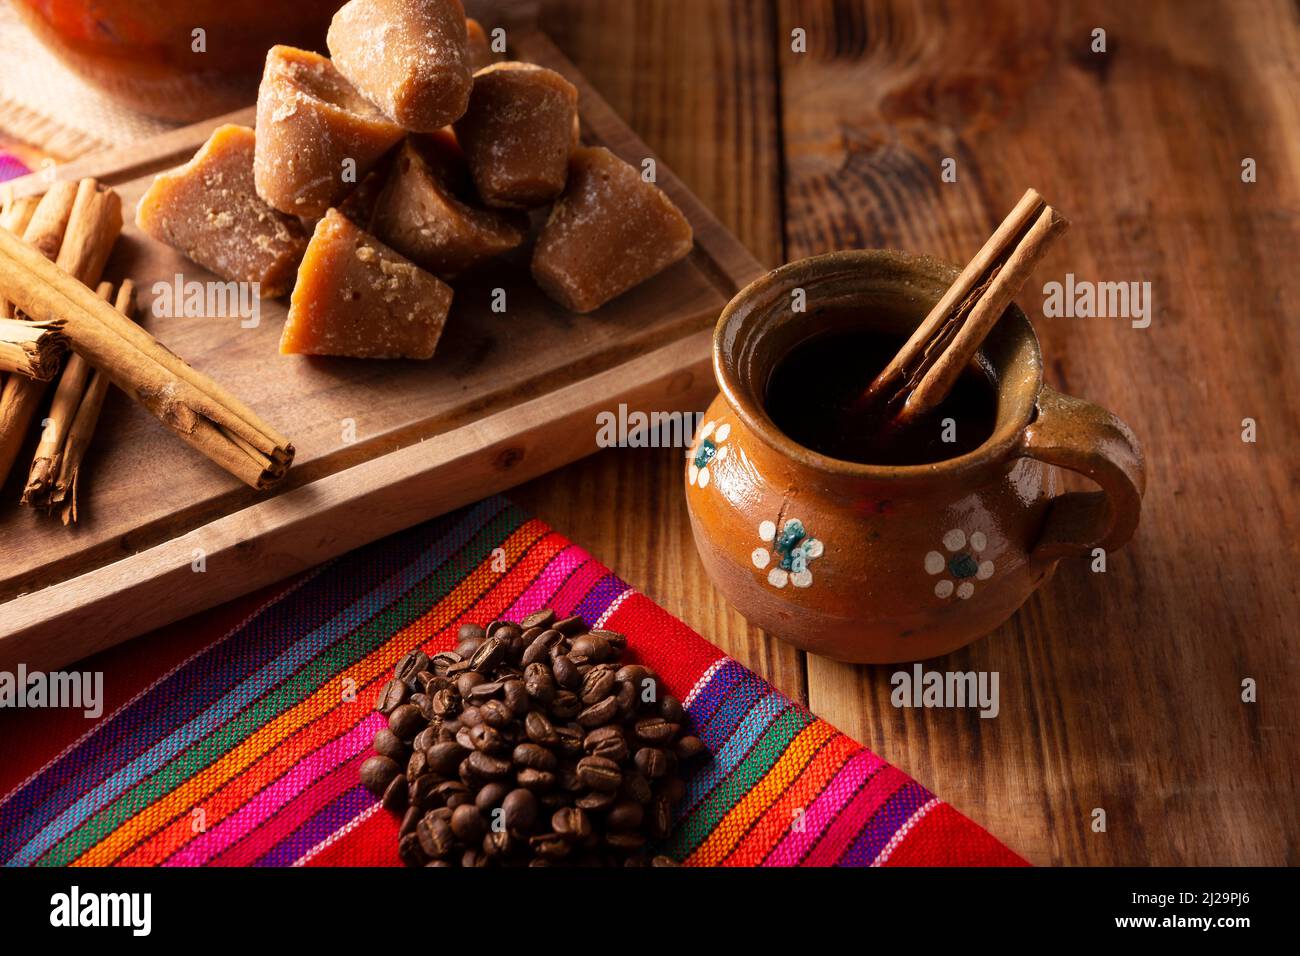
<box><xmin>884</xmin><ymin>802</ymin><xmax>1028</xmax><ymax>867</ymax></box>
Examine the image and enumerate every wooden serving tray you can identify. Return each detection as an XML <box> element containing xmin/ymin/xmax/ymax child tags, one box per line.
<box><xmin>0</xmin><ymin>27</ymin><xmax>764</xmax><ymax>671</ymax></box>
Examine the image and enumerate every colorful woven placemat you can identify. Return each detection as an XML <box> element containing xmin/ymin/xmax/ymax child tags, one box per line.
<box><xmin>0</xmin><ymin>497</ymin><xmax>1025</xmax><ymax>867</ymax></box>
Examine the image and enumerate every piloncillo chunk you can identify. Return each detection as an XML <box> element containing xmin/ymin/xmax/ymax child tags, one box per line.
<box><xmin>135</xmin><ymin>124</ymin><xmax>308</xmax><ymax>298</ymax></box>
<box><xmin>281</xmin><ymin>209</ymin><xmax>453</xmax><ymax>359</ymax></box>
<box><xmin>254</xmin><ymin>45</ymin><xmax>405</xmax><ymax>218</ymax></box>
<box><xmin>531</xmin><ymin>146</ymin><xmax>694</xmax><ymax>313</ymax></box>
<box><xmin>327</xmin><ymin>0</ymin><xmax>473</xmax><ymax>132</ymax></box>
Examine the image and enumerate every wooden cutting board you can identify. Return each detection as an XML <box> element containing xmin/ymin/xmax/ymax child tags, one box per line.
<box><xmin>0</xmin><ymin>26</ymin><xmax>764</xmax><ymax>670</ymax></box>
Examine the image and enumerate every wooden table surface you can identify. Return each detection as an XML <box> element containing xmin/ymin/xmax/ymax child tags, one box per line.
<box><xmin>6</xmin><ymin>0</ymin><xmax>1294</xmax><ymax>867</ymax></box>
<box><xmin>512</xmin><ymin>0</ymin><xmax>1300</xmax><ymax>866</ymax></box>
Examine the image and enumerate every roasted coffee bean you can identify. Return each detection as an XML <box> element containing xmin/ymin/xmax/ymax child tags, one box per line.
<box><xmin>410</xmin><ymin>692</ymin><xmax>433</xmax><ymax>720</ymax></box>
<box><xmin>434</xmin><ymin>780</ymin><xmax>470</xmax><ymax>806</ymax></box>
<box><xmin>513</xmin><ymin>742</ymin><xmax>557</xmax><ymax>771</ymax></box>
<box><xmin>467</xmin><ymin>681</ymin><xmax>504</xmax><ymax>703</ymax></box>
<box><xmin>409</xmin><ymin>773</ymin><xmax>443</xmax><ymax>810</ymax></box>
<box><xmin>480</xmin><ymin>699</ymin><xmax>513</xmax><ymax>727</ymax></box>
<box><xmin>530</xmin><ymin>833</ymin><xmax>571</xmax><ymax>859</ymax></box>
<box><xmin>520</xmin><ymin>638</ymin><xmax>553</xmax><ymax>667</ymax></box>
<box><xmin>468</xmin><ymin>723</ymin><xmax>506</xmax><ymax>754</ymax></box>
<box><xmin>554</xmin><ymin>723</ymin><xmax>585</xmax><ymax>757</ymax></box>
<box><xmin>486</xmin><ymin>620</ymin><xmax>522</xmax><ymax>641</ymax></box>
<box><xmin>375</xmin><ymin>678</ymin><xmax>410</xmax><ymax>714</ymax></box>
<box><xmin>520</xmin><ymin>609</ymin><xmax>556</xmax><ymax>631</ymax></box>
<box><xmin>516</xmin><ymin>768</ymin><xmax>557</xmax><ymax>791</ymax></box>
<box><xmin>446</xmin><ymin>659</ymin><xmax>475</xmax><ymax>677</ymax></box>
<box><xmin>482</xmin><ymin>830</ymin><xmax>514</xmax><ymax>857</ymax></box>
<box><xmin>417</xmin><ymin>671</ymin><xmax>448</xmax><ymax>694</ymax></box>
<box><xmin>577</xmin><ymin>756</ymin><xmax>622</xmax><ymax>792</ymax></box>
<box><xmin>590</xmin><ymin>629</ymin><xmax>627</xmax><ymax>652</ymax></box>
<box><xmin>552</xmin><ymin>655</ymin><xmax>581</xmax><ymax>690</ymax></box>
<box><xmin>459</xmin><ymin>706</ymin><xmax>483</xmax><ymax>727</ymax></box>
<box><xmin>659</xmin><ymin>694</ymin><xmax>685</xmax><ymax>723</ymax></box>
<box><xmin>580</xmin><ymin>666</ymin><xmax>616</xmax><ymax>704</ymax></box>
<box><xmin>553</xmin><ymin>615</ymin><xmax>586</xmax><ymax>636</ymax></box>
<box><xmin>551</xmin><ymin>690</ymin><xmax>582</xmax><ymax>720</ymax></box>
<box><xmin>605</xmin><ymin>831</ymin><xmax>645</xmax><ymax>851</ymax></box>
<box><xmin>412</xmin><ymin>726</ymin><xmax>438</xmax><ymax>753</ymax></box>
<box><xmin>502</xmin><ymin>787</ymin><xmax>538</xmax><ymax>833</ymax></box>
<box><xmin>455</xmin><ymin>640</ymin><xmax>482</xmax><ymax>660</ymax></box>
<box><xmin>539</xmin><ymin>791</ymin><xmax>569</xmax><ymax>811</ymax></box>
<box><xmin>465</xmin><ymin>750</ymin><xmax>512</xmax><ymax>781</ymax></box>
<box><xmin>551</xmin><ymin>806</ymin><xmax>593</xmax><ymax>841</ymax></box>
<box><xmin>431</xmin><ymin>651</ymin><xmax>462</xmax><ymax>675</ymax></box>
<box><xmin>382</xmin><ymin>773</ymin><xmax>408</xmax><ymax>811</ymax></box>
<box><xmin>372</xmin><ymin>728</ymin><xmax>407</xmax><ymax>761</ymax></box>
<box><xmin>395</xmin><ymin>649</ymin><xmax>430</xmax><ymax>685</ymax></box>
<box><xmin>621</xmin><ymin>771</ymin><xmax>652</xmax><ymax>805</ymax></box>
<box><xmin>400</xmin><ymin>804</ymin><xmax>421</xmax><ymax>836</ymax></box>
<box><xmin>614</xmin><ymin>681</ymin><xmax>638</xmax><ymax>718</ymax></box>
<box><xmin>469</xmin><ymin>635</ymin><xmax>509</xmax><ymax>672</ymax></box>
<box><xmin>417</xmin><ymin>813</ymin><xmax>455</xmax><ymax>858</ymax></box>
<box><xmin>578</xmin><ymin>696</ymin><xmax>619</xmax><ymax>728</ymax></box>
<box><xmin>458</xmin><ymin>622</ymin><xmax>487</xmax><ymax>645</ymax></box>
<box><xmin>558</xmin><ymin>762</ymin><xmax>583</xmax><ymax>793</ymax></box>
<box><xmin>607</xmin><ymin>799</ymin><xmax>644</xmax><ymax>831</ymax></box>
<box><xmin>524</xmin><ymin>710</ymin><xmax>558</xmax><ymax>746</ymax></box>
<box><xmin>648</xmin><ymin>794</ymin><xmax>673</xmax><ymax>839</ymax></box>
<box><xmin>676</xmin><ymin>735</ymin><xmax>706</xmax><ymax>761</ymax></box>
<box><xmin>570</xmin><ymin>633</ymin><xmax>612</xmax><ymax>662</ymax></box>
<box><xmin>388</xmin><ymin>704</ymin><xmax>424</xmax><ymax>741</ymax></box>
<box><xmin>360</xmin><ymin>755</ymin><xmax>401</xmax><ymax>794</ymax></box>
<box><xmin>524</xmin><ymin>663</ymin><xmax>556</xmax><ymax>705</ymax></box>
<box><xmin>634</xmin><ymin>746</ymin><xmax>669</xmax><ymax>779</ymax></box>
<box><xmin>576</xmin><ymin>790</ymin><xmax>617</xmax><ymax>812</ymax></box>
<box><xmin>398</xmin><ymin>831</ymin><xmax>426</xmax><ymax>867</ymax></box>
<box><xmin>650</xmin><ymin>855</ymin><xmax>678</xmax><ymax>867</ymax></box>
<box><xmin>634</xmin><ymin>716</ymin><xmax>675</xmax><ymax>744</ymax></box>
<box><xmin>503</xmin><ymin>679</ymin><xmax>530</xmax><ymax>715</ymax></box>
<box><xmin>407</xmin><ymin>749</ymin><xmax>429</xmax><ymax>780</ymax></box>
<box><xmin>657</xmin><ymin>776</ymin><xmax>687</xmax><ymax>804</ymax></box>
<box><xmin>427</xmin><ymin>740</ymin><xmax>468</xmax><ymax>775</ymax></box>
<box><xmin>455</xmin><ymin>671</ymin><xmax>484</xmax><ymax>698</ymax></box>
<box><xmin>475</xmin><ymin>781</ymin><xmax>510</xmax><ymax>813</ymax></box>
<box><xmin>430</xmin><ymin>687</ymin><xmax>460</xmax><ymax>717</ymax></box>
<box><xmin>450</xmin><ymin>803</ymin><xmax>487</xmax><ymax>842</ymax></box>
<box><xmin>584</xmin><ymin>725</ymin><xmax>629</xmax><ymax>762</ymax></box>
<box><xmin>455</xmin><ymin>725</ymin><xmax>477</xmax><ymax>752</ymax></box>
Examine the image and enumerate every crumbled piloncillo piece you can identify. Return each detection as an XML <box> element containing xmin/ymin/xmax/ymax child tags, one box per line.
<box><xmin>135</xmin><ymin>124</ymin><xmax>308</xmax><ymax>298</ymax></box>
<box><xmin>254</xmin><ymin>45</ymin><xmax>405</xmax><ymax>218</ymax></box>
<box><xmin>280</xmin><ymin>209</ymin><xmax>453</xmax><ymax>359</ymax></box>
<box><xmin>465</xmin><ymin>17</ymin><xmax>497</xmax><ymax>73</ymax></box>
<box><xmin>363</xmin><ymin>611</ymin><xmax>707</xmax><ymax>866</ymax></box>
<box><xmin>453</xmin><ymin>61</ymin><xmax>579</xmax><ymax>209</ymax></box>
<box><xmin>532</xmin><ymin>146</ymin><xmax>694</xmax><ymax>313</ymax></box>
<box><xmin>370</xmin><ymin>133</ymin><xmax>530</xmax><ymax>278</ymax></box>
<box><xmin>327</xmin><ymin>0</ymin><xmax>473</xmax><ymax>132</ymax></box>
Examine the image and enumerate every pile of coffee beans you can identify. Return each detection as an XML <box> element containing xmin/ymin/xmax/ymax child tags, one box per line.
<box><xmin>360</xmin><ymin>609</ymin><xmax>707</xmax><ymax>866</ymax></box>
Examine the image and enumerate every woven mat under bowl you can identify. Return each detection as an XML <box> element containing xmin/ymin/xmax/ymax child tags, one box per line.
<box><xmin>0</xmin><ymin>0</ymin><xmax>177</xmax><ymax>158</ymax></box>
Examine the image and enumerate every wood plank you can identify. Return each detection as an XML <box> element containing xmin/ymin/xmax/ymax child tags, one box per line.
<box><xmin>779</xmin><ymin>0</ymin><xmax>1299</xmax><ymax>864</ymax></box>
<box><xmin>0</xmin><ymin>28</ymin><xmax>768</xmax><ymax>667</ymax></box>
<box><xmin>516</xmin><ymin>0</ymin><xmax>807</xmax><ymax>701</ymax></box>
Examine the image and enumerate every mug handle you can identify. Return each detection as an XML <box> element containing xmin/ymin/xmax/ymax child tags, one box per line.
<box><xmin>1019</xmin><ymin>385</ymin><xmax>1146</xmax><ymax>560</ymax></box>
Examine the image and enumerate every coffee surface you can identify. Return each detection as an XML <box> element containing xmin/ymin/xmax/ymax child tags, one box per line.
<box><xmin>765</xmin><ymin>328</ymin><xmax>998</xmax><ymax>465</ymax></box>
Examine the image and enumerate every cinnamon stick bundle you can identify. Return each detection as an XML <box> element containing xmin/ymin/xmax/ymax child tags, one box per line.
<box><xmin>0</xmin><ymin>318</ymin><xmax>67</xmax><ymax>380</ymax></box>
<box><xmin>861</xmin><ymin>188</ymin><xmax>1068</xmax><ymax>425</ymax></box>
<box><xmin>0</xmin><ymin>227</ymin><xmax>294</xmax><ymax>490</ymax></box>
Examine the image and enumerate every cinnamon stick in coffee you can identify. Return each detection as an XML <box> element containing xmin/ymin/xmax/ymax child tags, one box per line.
<box><xmin>0</xmin><ymin>227</ymin><xmax>295</xmax><ymax>489</ymax></box>
<box><xmin>862</xmin><ymin>188</ymin><xmax>1068</xmax><ymax>425</ymax></box>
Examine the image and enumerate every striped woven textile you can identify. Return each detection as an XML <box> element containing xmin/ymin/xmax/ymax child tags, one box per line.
<box><xmin>0</xmin><ymin>497</ymin><xmax>1024</xmax><ymax>866</ymax></box>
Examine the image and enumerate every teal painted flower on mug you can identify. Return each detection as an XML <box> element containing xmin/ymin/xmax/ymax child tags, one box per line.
<box><xmin>752</xmin><ymin>517</ymin><xmax>823</xmax><ymax>589</ymax></box>
<box><xmin>689</xmin><ymin>419</ymin><xmax>731</xmax><ymax>488</ymax></box>
<box><xmin>925</xmin><ymin>528</ymin><xmax>994</xmax><ymax>600</ymax></box>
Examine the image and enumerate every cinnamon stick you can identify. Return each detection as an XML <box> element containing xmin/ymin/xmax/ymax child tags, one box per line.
<box><xmin>0</xmin><ymin>318</ymin><xmax>67</xmax><ymax>380</ymax></box>
<box><xmin>861</xmin><ymin>188</ymin><xmax>1068</xmax><ymax>425</ymax></box>
<box><xmin>45</xmin><ymin>282</ymin><xmax>136</xmax><ymax>523</ymax></box>
<box><xmin>0</xmin><ymin>228</ymin><xmax>294</xmax><ymax>489</ymax></box>
<box><xmin>23</xmin><ymin>281</ymin><xmax>116</xmax><ymax>506</ymax></box>
<box><xmin>0</xmin><ymin>179</ymin><xmax>120</xmax><ymax>489</ymax></box>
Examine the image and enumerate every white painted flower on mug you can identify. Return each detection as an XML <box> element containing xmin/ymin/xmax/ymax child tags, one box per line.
<box><xmin>752</xmin><ymin>518</ymin><xmax>823</xmax><ymax>589</ymax></box>
<box><xmin>925</xmin><ymin>528</ymin><xmax>994</xmax><ymax>600</ymax></box>
<box><xmin>688</xmin><ymin>419</ymin><xmax>731</xmax><ymax>488</ymax></box>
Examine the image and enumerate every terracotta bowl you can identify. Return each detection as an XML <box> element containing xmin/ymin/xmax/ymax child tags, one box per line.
<box><xmin>12</xmin><ymin>0</ymin><xmax>339</xmax><ymax>122</ymax></box>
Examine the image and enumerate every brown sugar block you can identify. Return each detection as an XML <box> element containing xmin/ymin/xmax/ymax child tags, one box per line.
<box><xmin>281</xmin><ymin>209</ymin><xmax>453</xmax><ymax>359</ymax></box>
<box><xmin>466</xmin><ymin>18</ymin><xmax>497</xmax><ymax>72</ymax></box>
<box><xmin>370</xmin><ymin>133</ymin><xmax>529</xmax><ymax>277</ymax></box>
<box><xmin>254</xmin><ymin>45</ymin><xmax>405</xmax><ymax>218</ymax></box>
<box><xmin>453</xmin><ymin>62</ymin><xmax>578</xmax><ymax>209</ymax></box>
<box><xmin>136</xmin><ymin>124</ymin><xmax>308</xmax><ymax>298</ymax></box>
<box><xmin>327</xmin><ymin>0</ymin><xmax>472</xmax><ymax>132</ymax></box>
<box><xmin>531</xmin><ymin>147</ymin><xmax>694</xmax><ymax>313</ymax></box>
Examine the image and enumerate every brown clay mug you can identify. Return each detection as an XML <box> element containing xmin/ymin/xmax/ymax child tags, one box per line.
<box><xmin>684</xmin><ymin>250</ymin><xmax>1146</xmax><ymax>663</ymax></box>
